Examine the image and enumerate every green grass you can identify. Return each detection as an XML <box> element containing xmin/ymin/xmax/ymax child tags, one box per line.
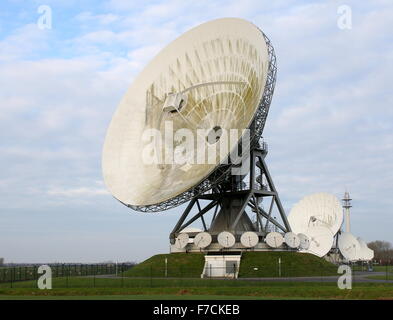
<box><xmin>352</xmin><ymin>265</ymin><xmax>393</xmax><ymax>272</ymax></box>
<box><xmin>0</xmin><ymin>294</ymin><xmax>283</xmax><ymax>300</ymax></box>
<box><xmin>366</xmin><ymin>275</ymin><xmax>393</xmax><ymax>281</ymax></box>
<box><xmin>238</xmin><ymin>251</ymin><xmax>337</xmax><ymax>277</ymax></box>
<box><xmin>121</xmin><ymin>251</ymin><xmax>337</xmax><ymax>279</ymax></box>
<box><xmin>122</xmin><ymin>253</ymin><xmax>205</xmax><ymax>278</ymax></box>
<box><xmin>0</xmin><ymin>280</ymin><xmax>392</xmax><ymax>300</ymax></box>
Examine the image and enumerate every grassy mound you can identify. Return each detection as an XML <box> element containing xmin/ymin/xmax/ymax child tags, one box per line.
<box><xmin>123</xmin><ymin>251</ymin><xmax>337</xmax><ymax>278</ymax></box>
<box><xmin>123</xmin><ymin>253</ymin><xmax>205</xmax><ymax>278</ymax></box>
<box><xmin>238</xmin><ymin>251</ymin><xmax>337</xmax><ymax>278</ymax></box>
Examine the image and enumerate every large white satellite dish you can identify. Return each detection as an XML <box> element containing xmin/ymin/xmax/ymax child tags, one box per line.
<box><xmin>265</xmin><ymin>232</ymin><xmax>284</xmax><ymax>248</ymax></box>
<box><xmin>240</xmin><ymin>231</ymin><xmax>259</xmax><ymax>248</ymax></box>
<box><xmin>288</xmin><ymin>193</ymin><xmax>343</xmax><ymax>236</ymax></box>
<box><xmin>102</xmin><ymin>18</ymin><xmax>270</xmax><ymax>209</ymax></box>
<box><xmin>338</xmin><ymin>232</ymin><xmax>360</xmax><ymax>261</ymax></box>
<box><xmin>284</xmin><ymin>232</ymin><xmax>300</xmax><ymax>248</ymax></box>
<box><xmin>305</xmin><ymin>226</ymin><xmax>334</xmax><ymax>258</ymax></box>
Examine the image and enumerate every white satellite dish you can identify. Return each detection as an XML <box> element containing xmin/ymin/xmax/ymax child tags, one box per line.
<box><xmin>305</xmin><ymin>226</ymin><xmax>334</xmax><ymax>258</ymax></box>
<box><xmin>366</xmin><ymin>247</ymin><xmax>374</xmax><ymax>261</ymax></box>
<box><xmin>288</xmin><ymin>193</ymin><xmax>343</xmax><ymax>236</ymax></box>
<box><xmin>284</xmin><ymin>232</ymin><xmax>300</xmax><ymax>248</ymax></box>
<box><xmin>194</xmin><ymin>232</ymin><xmax>212</xmax><ymax>249</ymax></box>
<box><xmin>102</xmin><ymin>18</ymin><xmax>269</xmax><ymax>209</ymax></box>
<box><xmin>338</xmin><ymin>232</ymin><xmax>360</xmax><ymax>261</ymax></box>
<box><xmin>357</xmin><ymin>237</ymin><xmax>369</xmax><ymax>260</ymax></box>
<box><xmin>174</xmin><ymin>233</ymin><xmax>189</xmax><ymax>249</ymax></box>
<box><xmin>298</xmin><ymin>233</ymin><xmax>310</xmax><ymax>250</ymax></box>
<box><xmin>217</xmin><ymin>231</ymin><xmax>236</xmax><ymax>248</ymax></box>
<box><xmin>265</xmin><ymin>232</ymin><xmax>284</xmax><ymax>248</ymax></box>
<box><xmin>240</xmin><ymin>231</ymin><xmax>259</xmax><ymax>248</ymax></box>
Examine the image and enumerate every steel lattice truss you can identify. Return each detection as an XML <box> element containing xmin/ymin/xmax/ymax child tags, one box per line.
<box><xmin>127</xmin><ymin>32</ymin><xmax>277</xmax><ymax>213</ymax></box>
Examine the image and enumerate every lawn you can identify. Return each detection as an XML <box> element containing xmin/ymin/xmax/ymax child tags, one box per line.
<box><xmin>122</xmin><ymin>251</ymin><xmax>338</xmax><ymax>278</ymax></box>
<box><xmin>0</xmin><ymin>277</ymin><xmax>393</xmax><ymax>300</ymax></box>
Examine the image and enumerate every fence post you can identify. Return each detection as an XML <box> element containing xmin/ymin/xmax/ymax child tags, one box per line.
<box><xmin>121</xmin><ymin>264</ymin><xmax>124</xmax><ymax>288</ymax></box>
<box><xmin>150</xmin><ymin>265</ymin><xmax>152</xmax><ymax>288</ymax></box>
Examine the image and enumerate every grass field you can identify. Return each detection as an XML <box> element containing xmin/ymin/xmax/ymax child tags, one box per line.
<box><xmin>366</xmin><ymin>275</ymin><xmax>393</xmax><ymax>281</ymax></box>
<box><xmin>122</xmin><ymin>251</ymin><xmax>338</xmax><ymax>278</ymax></box>
<box><xmin>239</xmin><ymin>251</ymin><xmax>337</xmax><ymax>277</ymax></box>
<box><xmin>0</xmin><ymin>276</ymin><xmax>393</xmax><ymax>300</ymax></box>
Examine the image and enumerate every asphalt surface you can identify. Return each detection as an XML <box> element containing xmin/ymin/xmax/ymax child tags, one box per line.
<box><xmin>93</xmin><ymin>271</ymin><xmax>393</xmax><ymax>283</ymax></box>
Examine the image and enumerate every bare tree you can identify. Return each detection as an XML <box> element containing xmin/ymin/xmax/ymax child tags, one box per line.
<box><xmin>368</xmin><ymin>240</ymin><xmax>393</xmax><ymax>263</ymax></box>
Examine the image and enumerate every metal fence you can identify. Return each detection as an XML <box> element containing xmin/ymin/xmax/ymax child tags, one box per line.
<box><xmin>0</xmin><ymin>263</ymin><xmax>390</xmax><ymax>289</ymax></box>
<box><xmin>0</xmin><ymin>263</ymin><xmax>133</xmax><ymax>287</ymax></box>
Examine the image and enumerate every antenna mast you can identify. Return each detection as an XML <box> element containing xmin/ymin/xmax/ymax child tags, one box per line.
<box><xmin>342</xmin><ymin>191</ymin><xmax>352</xmax><ymax>233</ymax></box>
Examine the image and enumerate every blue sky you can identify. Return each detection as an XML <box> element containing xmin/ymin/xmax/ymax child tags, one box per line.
<box><xmin>0</xmin><ymin>0</ymin><xmax>392</xmax><ymax>263</ymax></box>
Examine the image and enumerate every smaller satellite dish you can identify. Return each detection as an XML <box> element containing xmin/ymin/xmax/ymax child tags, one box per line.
<box><xmin>194</xmin><ymin>232</ymin><xmax>212</xmax><ymax>249</ymax></box>
<box><xmin>217</xmin><ymin>231</ymin><xmax>236</xmax><ymax>248</ymax></box>
<box><xmin>288</xmin><ymin>193</ymin><xmax>343</xmax><ymax>236</ymax></box>
<box><xmin>265</xmin><ymin>232</ymin><xmax>284</xmax><ymax>248</ymax></box>
<box><xmin>305</xmin><ymin>226</ymin><xmax>334</xmax><ymax>258</ymax></box>
<box><xmin>174</xmin><ymin>233</ymin><xmax>189</xmax><ymax>249</ymax></box>
<box><xmin>298</xmin><ymin>233</ymin><xmax>310</xmax><ymax>250</ymax></box>
<box><xmin>240</xmin><ymin>231</ymin><xmax>259</xmax><ymax>248</ymax></box>
<box><xmin>338</xmin><ymin>232</ymin><xmax>360</xmax><ymax>261</ymax></box>
<box><xmin>284</xmin><ymin>232</ymin><xmax>300</xmax><ymax>249</ymax></box>
<box><xmin>366</xmin><ymin>248</ymin><xmax>374</xmax><ymax>260</ymax></box>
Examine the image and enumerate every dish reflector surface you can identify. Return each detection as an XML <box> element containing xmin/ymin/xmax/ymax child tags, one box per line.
<box><xmin>288</xmin><ymin>193</ymin><xmax>343</xmax><ymax>236</ymax></box>
<box><xmin>240</xmin><ymin>231</ymin><xmax>259</xmax><ymax>248</ymax></box>
<box><xmin>194</xmin><ymin>232</ymin><xmax>212</xmax><ymax>248</ymax></box>
<box><xmin>284</xmin><ymin>232</ymin><xmax>300</xmax><ymax>248</ymax></box>
<box><xmin>338</xmin><ymin>232</ymin><xmax>361</xmax><ymax>261</ymax></box>
<box><xmin>102</xmin><ymin>18</ymin><xmax>270</xmax><ymax>209</ymax></box>
<box><xmin>217</xmin><ymin>231</ymin><xmax>236</xmax><ymax>248</ymax></box>
<box><xmin>305</xmin><ymin>226</ymin><xmax>334</xmax><ymax>258</ymax></box>
<box><xmin>298</xmin><ymin>233</ymin><xmax>310</xmax><ymax>250</ymax></box>
<box><xmin>265</xmin><ymin>232</ymin><xmax>284</xmax><ymax>248</ymax></box>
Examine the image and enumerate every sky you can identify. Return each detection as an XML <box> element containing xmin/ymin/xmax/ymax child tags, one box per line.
<box><xmin>0</xmin><ymin>0</ymin><xmax>392</xmax><ymax>263</ymax></box>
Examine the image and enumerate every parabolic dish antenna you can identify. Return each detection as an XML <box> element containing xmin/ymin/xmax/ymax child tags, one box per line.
<box><xmin>305</xmin><ymin>226</ymin><xmax>334</xmax><ymax>258</ymax></box>
<box><xmin>338</xmin><ymin>232</ymin><xmax>360</xmax><ymax>261</ymax></box>
<box><xmin>102</xmin><ymin>18</ymin><xmax>271</xmax><ymax>211</ymax></box>
<box><xmin>284</xmin><ymin>232</ymin><xmax>300</xmax><ymax>248</ymax></box>
<box><xmin>288</xmin><ymin>193</ymin><xmax>343</xmax><ymax>236</ymax></box>
<box><xmin>174</xmin><ymin>233</ymin><xmax>189</xmax><ymax>249</ymax></box>
<box><xmin>265</xmin><ymin>232</ymin><xmax>284</xmax><ymax>248</ymax></box>
<box><xmin>240</xmin><ymin>231</ymin><xmax>259</xmax><ymax>248</ymax></box>
<box><xmin>298</xmin><ymin>233</ymin><xmax>310</xmax><ymax>250</ymax></box>
<box><xmin>194</xmin><ymin>232</ymin><xmax>212</xmax><ymax>249</ymax></box>
<box><xmin>217</xmin><ymin>231</ymin><xmax>236</xmax><ymax>248</ymax></box>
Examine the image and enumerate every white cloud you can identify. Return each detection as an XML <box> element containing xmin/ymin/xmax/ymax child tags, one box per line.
<box><xmin>47</xmin><ymin>186</ymin><xmax>109</xmax><ymax>196</ymax></box>
<box><xmin>0</xmin><ymin>0</ymin><xmax>392</xmax><ymax>262</ymax></box>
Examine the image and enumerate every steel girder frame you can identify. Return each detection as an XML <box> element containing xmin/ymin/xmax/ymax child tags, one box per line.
<box><xmin>169</xmin><ymin>144</ymin><xmax>291</xmax><ymax>243</ymax></box>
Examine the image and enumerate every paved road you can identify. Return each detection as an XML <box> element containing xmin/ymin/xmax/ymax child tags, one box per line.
<box><xmin>93</xmin><ymin>271</ymin><xmax>393</xmax><ymax>283</ymax></box>
<box><xmin>239</xmin><ymin>272</ymin><xmax>393</xmax><ymax>283</ymax></box>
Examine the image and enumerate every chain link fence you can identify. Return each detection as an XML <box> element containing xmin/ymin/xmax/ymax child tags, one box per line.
<box><xmin>0</xmin><ymin>262</ymin><xmax>389</xmax><ymax>289</ymax></box>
